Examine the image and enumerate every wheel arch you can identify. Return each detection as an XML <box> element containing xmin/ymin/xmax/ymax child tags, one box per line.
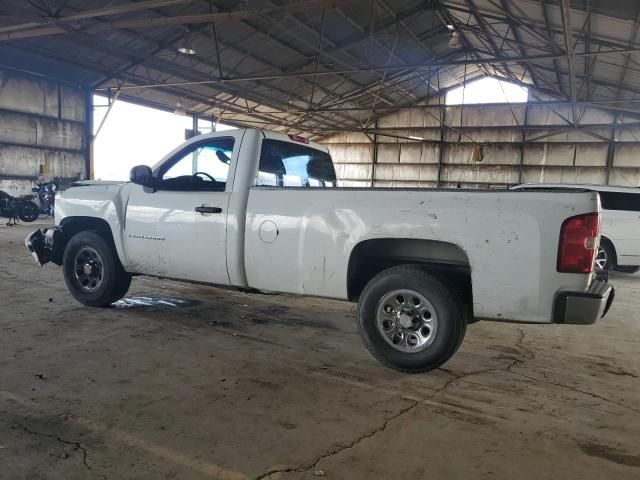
<box><xmin>600</xmin><ymin>235</ymin><xmax>617</xmax><ymax>266</ymax></box>
<box><xmin>53</xmin><ymin>216</ymin><xmax>122</xmax><ymax>265</ymax></box>
<box><xmin>347</xmin><ymin>238</ymin><xmax>473</xmax><ymax>310</ymax></box>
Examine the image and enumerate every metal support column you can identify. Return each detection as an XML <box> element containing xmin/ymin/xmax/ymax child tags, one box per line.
<box><xmin>519</xmin><ymin>103</ymin><xmax>529</xmax><ymax>184</ymax></box>
<box><xmin>371</xmin><ymin>120</ymin><xmax>378</xmax><ymax>188</ymax></box>
<box><xmin>605</xmin><ymin>113</ymin><xmax>618</xmax><ymax>185</ymax></box>
<box><xmin>437</xmin><ymin>105</ymin><xmax>445</xmax><ymax>187</ymax></box>
<box><xmin>191</xmin><ymin>112</ymin><xmax>199</xmax><ymax>172</ymax></box>
<box><xmin>84</xmin><ymin>90</ymin><xmax>94</xmax><ymax>180</ymax></box>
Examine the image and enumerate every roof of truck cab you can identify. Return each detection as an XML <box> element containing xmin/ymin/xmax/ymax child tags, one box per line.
<box><xmin>512</xmin><ymin>183</ymin><xmax>640</xmax><ymax>194</ymax></box>
<box><xmin>259</xmin><ymin>129</ymin><xmax>329</xmax><ymax>153</ymax></box>
<box><xmin>187</xmin><ymin>128</ymin><xmax>329</xmax><ymax>153</ymax></box>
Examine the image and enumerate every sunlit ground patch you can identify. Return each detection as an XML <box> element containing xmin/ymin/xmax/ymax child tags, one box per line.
<box><xmin>111</xmin><ymin>296</ymin><xmax>192</xmax><ymax>309</ymax></box>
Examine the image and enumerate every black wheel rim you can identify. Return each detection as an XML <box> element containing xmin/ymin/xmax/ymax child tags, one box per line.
<box><xmin>73</xmin><ymin>247</ymin><xmax>104</xmax><ymax>292</ymax></box>
<box><xmin>20</xmin><ymin>203</ymin><xmax>39</xmax><ymax>221</ymax></box>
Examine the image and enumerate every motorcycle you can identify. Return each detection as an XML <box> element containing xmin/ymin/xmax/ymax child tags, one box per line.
<box><xmin>0</xmin><ymin>191</ymin><xmax>40</xmax><ymax>224</ymax></box>
<box><xmin>31</xmin><ymin>181</ymin><xmax>57</xmax><ymax>216</ymax></box>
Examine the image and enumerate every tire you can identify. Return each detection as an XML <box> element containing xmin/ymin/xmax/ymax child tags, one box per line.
<box><xmin>62</xmin><ymin>231</ymin><xmax>131</xmax><ymax>307</ymax></box>
<box><xmin>357</xmin><ymin>265</ymin><xmax>467</xmax><ymax>373</ymax></box>
<box><xmin>108</xmin><ymin>272</ymin><xmax>132</xmax><ymax>304</ymax></box>
<box><xmin>595</xmin><ymin>239</ymin><xmax>616</xmax><ymax>273</ymax></box>
<box><xmin>615</xmin><ymin>265</ymin><xmax>639</xmax><ymax>274</ymax></box>
<box><xmin>18</xmin><ymin>200</ymin><xmax>39</xmax><ymax>222</ymax></box>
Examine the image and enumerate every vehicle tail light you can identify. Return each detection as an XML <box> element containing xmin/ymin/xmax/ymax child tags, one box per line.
<box><xmin>557</xmin><ymin>213</ymin><xmax>600</xmax><ymax>273</ymax></box>
<box><xmin>288</xmin><ymin>134</ymin><xmax>309</xmax><ymax>144</ymax></box>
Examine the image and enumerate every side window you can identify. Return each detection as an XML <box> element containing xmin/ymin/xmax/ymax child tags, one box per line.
<box><xmin>599</xmin><ymin>192</ymin><xmax>640</xmax><ymax>212</ymax></box>
<box><xmin>256</xmin><ymin>139</ymin><xmax>337</xmax><ymax>188</ymax></box>
<box><xmin>157</xmin><ymin>137</ymin><xmax>234</xmax><ymax>190</ymax></box>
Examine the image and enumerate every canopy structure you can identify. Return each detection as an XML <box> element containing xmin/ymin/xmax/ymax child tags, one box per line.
<box><xmin>1</xmin><ymin>0</ymin><xmax>639</xmax><ymax>138</ymax></box>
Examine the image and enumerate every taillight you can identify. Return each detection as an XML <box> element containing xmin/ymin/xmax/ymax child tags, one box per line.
<box><xmin>288</xmin><ymin>134</ymin><xmax>309</xmax><ymax>144</ymax></box>
<box><xmin>557</xmin><ymin>213</ymin><xmax>600</xmax><ymax>273</ymax></box>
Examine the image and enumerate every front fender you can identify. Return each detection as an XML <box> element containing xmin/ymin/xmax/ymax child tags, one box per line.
<box><xmin>55</xmin><ymin>183</ymin><xmax>132</xmax><ymax>265</ymax></box>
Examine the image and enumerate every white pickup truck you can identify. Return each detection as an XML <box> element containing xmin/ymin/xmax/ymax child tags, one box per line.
<box><xmin>26</xmin><ymin>128</ymin><xmax>614</xmax><ymax>372</ymax></box>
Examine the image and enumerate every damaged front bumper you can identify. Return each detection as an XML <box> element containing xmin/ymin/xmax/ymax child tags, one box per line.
<box><xmin>553</xmin><ymin>278</ymin><xmax>615</xmax><ymax>325</ymax></box>
<box><xmin>25</xmin><ymin>227</ymin><xmax>63</xmax><ymax>266</ymax></box>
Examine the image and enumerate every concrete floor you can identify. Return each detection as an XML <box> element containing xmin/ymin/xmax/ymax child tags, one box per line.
<box><xmin>1</xmin><ymin>220</ymin><xmax>639</xmax><ymax>480</ymax></box>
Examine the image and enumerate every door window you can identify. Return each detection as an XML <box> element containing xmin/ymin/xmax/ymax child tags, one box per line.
<box><xmin>256</xmin><ymin>139</ymin><xmax>337</xmax><ymax>187</ymax></box>
<box><xmin>156</xmin><ymin>137</ymin><xmax>235</xmax><ymax>191</ymax></box>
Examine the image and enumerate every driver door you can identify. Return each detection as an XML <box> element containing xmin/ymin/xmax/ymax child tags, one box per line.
<box><xmin>124</xmin><ymin>135</ymin><xmax>239</xmax><ymax>285</ymax></box>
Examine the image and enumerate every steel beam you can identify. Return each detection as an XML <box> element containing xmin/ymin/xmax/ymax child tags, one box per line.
<box><xmin>45</xmin><ymin>15</ymin><xmax>357</xmax><ymax>131</ymax></box>
<box><xmin>560</xmin><ymin>0</ymin><xmax>578</xmax><ymax>126</ymax></box>
<box><xmin>0</xmin><ymin>0</ymin><xmax>353</xmax><ymax>41</ymax></box>
<box><xmin>614</xmin><ymin>6</ymin><xmax>640</xmax><ymax>101</ymax></box>
<box><xmin>464</xmin><ymin>0</ymin><xmax>521</xmax><ymax>83</ymax></box>
<box><xmin>88</xmin><ymin>47</ymin><xmax>640</xmax><ymax>87</ymax></box>
<box><xmin>0</xmin><ymin>0</ymin><xmax>200</xmax><ymax>34</ymax></box>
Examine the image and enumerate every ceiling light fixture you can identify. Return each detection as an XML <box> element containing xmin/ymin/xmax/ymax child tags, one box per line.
<box><xmin>448</xmin><ymin>31</ymin><xmax>462</xmax><ymax>49</ymax></box>
<box><xmin>173</xmin><ymin>102</ymin><xmax>187</xmax><ymax>116</ymax></box>
<box><xmin>177</xmin><ymin>26</ymin><xmax>196</xmax><ymax>55</ymax></box>
<box><xmin>409</xmin><ymin>135</ymin><xmax>423</xmax><ymax>141</ymax></box>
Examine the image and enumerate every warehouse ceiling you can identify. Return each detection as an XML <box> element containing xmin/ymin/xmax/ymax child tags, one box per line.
<box><xmin>1</xmin><ymin>0</ymin><xmax>640</xmax><ymax>137</ymax></box>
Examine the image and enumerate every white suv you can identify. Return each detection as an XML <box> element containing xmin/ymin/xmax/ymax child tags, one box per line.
<box><xmin>512</xmin><ymin>184</ymin><xmax>640</xmax><ymax>273</ymax></box>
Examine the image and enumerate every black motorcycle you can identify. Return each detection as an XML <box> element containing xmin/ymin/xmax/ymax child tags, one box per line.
<box><xmin>0</xmin><ymin>191</ymin><xmax>40</xmax><ymax>224</ymax></box>
<box><xmin>32</xmin><ymin>181</ymin><xmax>57</xmax><ymax>216</ymax></box>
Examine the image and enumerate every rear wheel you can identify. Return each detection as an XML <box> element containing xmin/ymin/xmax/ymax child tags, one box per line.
<box><xmin>357</xmin><ymin>265</ymin><xmax>467</xmax><ymax>373</ymax></box>
<box><xmin>62</xmin><ymin>231</ymin><xmax>131</xmax><ymax>307</ymax></box>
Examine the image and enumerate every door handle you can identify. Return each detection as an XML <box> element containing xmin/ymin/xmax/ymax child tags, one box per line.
<box><xmin>195</xmin><ymin>206</ymin><xmax>222</xmax><ymax>214</ymax></box>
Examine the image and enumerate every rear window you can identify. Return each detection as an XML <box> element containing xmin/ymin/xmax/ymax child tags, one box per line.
<box><xmin>599</xmin><ymin>192</ymin><xmax>640</xmax><ymax>212</ymax></box>
<box><xmin>256</xmin><ymin>139</ymin><xmax>337</xmax><ymax>188</ymax></box>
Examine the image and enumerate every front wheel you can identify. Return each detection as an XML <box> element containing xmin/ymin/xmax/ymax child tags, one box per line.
<box><xmin>18</xmin><ymin>200</ymin><xmax>39</xmax><ymax>222</ymax></box>
<box><xmin>357</xmin><ymin>265</ymin><xmax>467</xmax><ymax>373</ymax></box>
<box><xmin>62</xmin><ymin>231</ymin><xmax>131</xmax><ymax>307</ymax></box>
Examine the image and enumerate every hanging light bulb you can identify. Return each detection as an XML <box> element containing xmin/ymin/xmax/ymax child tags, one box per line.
<box><xmin>448</xmin><ymin>31</ymin><xmax>462</xmax><ymax>49</ymax></box>
<box><xmin>173</xmin><ymin>103</ymin><xmax>187</xmax><ymax>116</ymax></box>
<box><xmin>178</xmin><ymin>26</ymin><xmax>196</xmax><ymax>55</ymax></box>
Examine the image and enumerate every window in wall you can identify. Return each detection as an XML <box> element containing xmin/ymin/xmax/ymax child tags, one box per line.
<box><xmin>256</xmin><ymin>139</ymin><xmax>337</xmax><ymax>187</ymax></box>
<box><xmin>446</xmin><ymin>77</ymin><xmax>528</xmax><ymax>105</ymax></box>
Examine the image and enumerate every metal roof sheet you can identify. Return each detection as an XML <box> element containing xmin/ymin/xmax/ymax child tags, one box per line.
<box><xmin>0</xmin><ymin>0</ymin><xmax>638</xmax><ymax>136</ymax></box>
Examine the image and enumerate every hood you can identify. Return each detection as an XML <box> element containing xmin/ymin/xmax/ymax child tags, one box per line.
<box><xmin>71</xmin><ymin>180</ymin><xmax>128</xmax><ymax>187</ymax></box>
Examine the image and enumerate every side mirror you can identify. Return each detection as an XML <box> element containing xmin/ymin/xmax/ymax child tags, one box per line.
<box><xmin>130</xmin><ymin>165</ymin><xmax>154</xmax><ymax>187</ymax></box>
<box><xmin>32</xmin><ymin>187</ymin><xmax>39</xmax><ymax>192</ymax></box>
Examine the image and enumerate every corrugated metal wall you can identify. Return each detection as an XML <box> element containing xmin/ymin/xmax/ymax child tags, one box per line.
<box><xmin>0</xmin><ymin>69</ymin><xmax>89</xmax><ymax>196</ymax></box>
<box><xmin>323</xmin><ymin>99</ymin><xmax>640</xmax><ymax>189</ymax></box>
